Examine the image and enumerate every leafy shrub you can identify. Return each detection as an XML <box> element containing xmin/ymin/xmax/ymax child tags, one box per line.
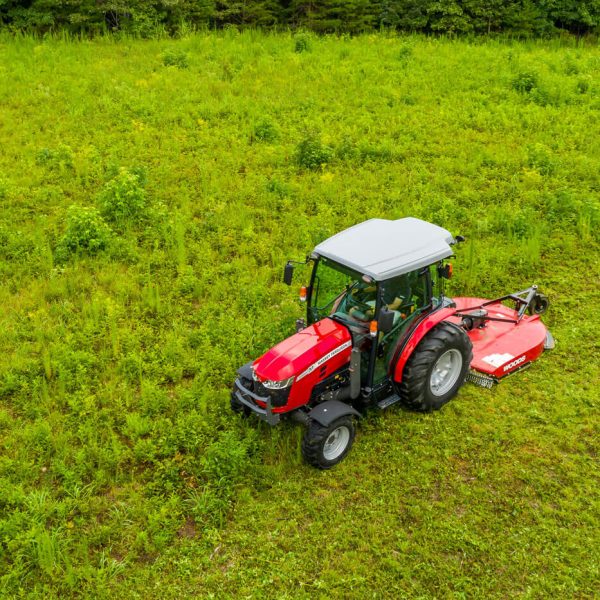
<box><xmin>512</xmin><ymin>71</ymin><xmax>538</xmax><ymax>93</ymax></box>
<box><xmin>162</xmin><ymin>49</ymin><xmax>189</xmax><ymax>69</ymax></box>
<box><xmin>98</xmin><ymin>168</ymin><xmax>147</xmax><ymax>226</ymax></box>
<box><xmin>55</xmin><ymin>205</ymin><xmax>112</xmax><ymax>261</ymax></box>
<box><xmin>294</xmin><ymin>33</ymin><xmax>311</xmax><ymax>53</ymax></box>
<box><xmin>253</xmin><ymin>118</ymin><xmax>278</xmax><ymax>142</ymax></box>
<box><xmin>295</xmin><ymin>135</ymin><xmax>333</xmax><ymax>170</ymax></box>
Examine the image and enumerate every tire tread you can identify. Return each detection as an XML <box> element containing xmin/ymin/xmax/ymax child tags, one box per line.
<box><xmin>301</xmin><ymin>416</ymin><xmax>355</xmax><ymax>469</ymax></box>
<box><xmin>399</xmin><ymin>321</ymin><xmax>473</xmax><ymax>412</ymax></box>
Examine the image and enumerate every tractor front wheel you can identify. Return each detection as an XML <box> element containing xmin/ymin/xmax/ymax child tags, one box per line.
<box><xmin>399</xmin><ymin>321</ymin><xmax>472</xmax><ymax>412</ymax></box>
<box><xmin>302</xmin><ymin>416</ymin><xmax>355</xmax><ymax>469</ymax></box>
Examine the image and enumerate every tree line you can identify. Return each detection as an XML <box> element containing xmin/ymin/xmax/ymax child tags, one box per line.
<box><xmin>1</xmin><ymin>1</ymin><xmax>599</xmax><ymax>37</ymax></box>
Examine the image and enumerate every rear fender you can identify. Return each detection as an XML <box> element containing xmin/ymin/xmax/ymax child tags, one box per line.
<box><xmin>392</xmin><ymin>308</ymin><xmax>457</xmax><ymax>384</ymax></box>
<box><xmin>309</xmin><ymin>400</ymin><xmax>362</xmax><ymax>427</ymax></box>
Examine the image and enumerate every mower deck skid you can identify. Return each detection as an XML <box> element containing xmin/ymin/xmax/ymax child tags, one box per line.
<box><xmin>449</xmin><ymin>297</ymin><xmax>551</xmax><ymax>382</ymax></box>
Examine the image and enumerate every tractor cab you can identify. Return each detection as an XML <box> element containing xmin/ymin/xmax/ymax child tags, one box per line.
<box><xmin>289</xmin><ymin>218</ymin><xmax>457</xmax><ymax>397</ymax></box>
<box><xmin>304</xmin><ymin>255</ymin><xmax>439</xmax><ymax>396</ymax></box>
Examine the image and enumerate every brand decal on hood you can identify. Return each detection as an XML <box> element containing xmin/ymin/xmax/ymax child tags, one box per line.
<box><xmin>296</xmin><ymin>340</ymin><xmax>352</xmax><ymax>382</ymax></box>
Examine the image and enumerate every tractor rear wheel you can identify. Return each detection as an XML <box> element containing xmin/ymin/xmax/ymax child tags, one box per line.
<box><xmin>399</xmin><ymin>321</ymin><xmax>472</xmax><ymax>412</ymax></box>
<box><xmin>302</xmin><ymin>416</ymin><xmax>355</xmax><ymax>469</ymax></box>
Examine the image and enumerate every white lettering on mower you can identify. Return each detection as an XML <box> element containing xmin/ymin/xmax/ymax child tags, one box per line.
<box><xmin>482</xmin><ymin>353</ymin><xmax>514</xmax><ymax>368</ymax></box>
<box><xmin>503</xmin><ymin>355</ymin><xmax>527</xmax><ymax>372</ymax></box>
<box><xmin>296</xmin><ymin>340</ymin><xmax>352</xmax><ymax>382</ymax></box>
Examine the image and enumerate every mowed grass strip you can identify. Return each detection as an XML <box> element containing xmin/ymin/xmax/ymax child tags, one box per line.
<box><xmin>0</xmin><ymin>32</ymin><xmax>598</xmax><ymax>598</ymax></box>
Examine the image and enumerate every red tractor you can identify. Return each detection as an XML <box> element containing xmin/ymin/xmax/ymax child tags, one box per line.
<box><xmin>231</xmin><ymin>218</ymin><xmax>553</xmax><ymax>468</ymax></box>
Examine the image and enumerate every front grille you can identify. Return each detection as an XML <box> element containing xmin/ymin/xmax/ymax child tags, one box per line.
<box><xmin>233</xmin><ymin>376</ymin><xmax>281</xmax><ymax>425</ymax></box>
<box><xmin>239</xmin><ymin>377</ymin><xmax>254</xmax><ymax>392</ymax></box>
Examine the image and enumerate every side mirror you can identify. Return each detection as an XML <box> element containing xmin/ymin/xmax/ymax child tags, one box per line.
<box><xmin>438</xmin><ymin>263</ymin><xmax>453</xmax><ymax>279</ymax></box>
<box><xmin>455</xmin><ymin>235</ymin><xmax>465</xmax><ymax>243</ymax></box>
<box><xmin>379</xmin><ymin>307</ymin><xmax>395</xmax><ymax>334</ymax></box>
<box><xmin>283</xmin><ymin>262</ymin><xmax>294</xmax><ymax>286</ymax></box>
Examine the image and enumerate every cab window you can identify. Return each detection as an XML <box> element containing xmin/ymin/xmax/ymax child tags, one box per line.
<box><xmin>380</xmin><ymin>269</ymin><xmax>429</xmax><ymax>317</ymax></box>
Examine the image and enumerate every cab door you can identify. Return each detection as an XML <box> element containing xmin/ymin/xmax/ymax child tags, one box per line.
<box><xmin>372</xmin><ymin>268</ymin><xmax>432</xmax><ymax>385</ymax></box>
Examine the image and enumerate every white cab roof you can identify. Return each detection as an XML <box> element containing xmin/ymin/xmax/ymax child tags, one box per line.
<box><xmin>314</xmin><ymin>218</ymin><xmax>455</xmax><ymax>281</ymax></box>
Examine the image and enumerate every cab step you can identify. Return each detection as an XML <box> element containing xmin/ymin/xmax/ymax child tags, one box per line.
<box><xmin>377</xmin><ymin>393</ymin><xmax>401</xmax><ymax>410</ymax></box>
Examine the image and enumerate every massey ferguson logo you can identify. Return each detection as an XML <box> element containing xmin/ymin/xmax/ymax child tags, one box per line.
<box><xmin>296</xmin><ymin>340</ymin><xmax>352</xmax><ymax>382</ymax></box>
<box><xmin>503</xmin><ymin>355</ymin><xmax>526</xmax><ymax>372</ymax></box>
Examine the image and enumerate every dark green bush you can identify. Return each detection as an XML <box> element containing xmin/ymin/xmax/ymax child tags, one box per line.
<box><xmin>512</xmin><ymin>71</ymin><xmax>538</xmax><ymax>94</ymax></box>
<box><xmin>294</xmin><ymin>33</ymin><xmax>312</xmax><ymax>53</ymax></box>
<box><xmin>162</xmin><ymin>49</ymin><xmax>189</xmax><ymax>69</ymax></box>
<box><xmin>253</xmin><ymin>118</ymin><xmax>278</xmax><ymax>142</ymax></box>
<box><xmin>576</xmin><ymin>77</ymin><xmax>590</xmax><ymax>94</ymax></box>
<box><xmin>295</xmin><ymin>135</ymin><xmax>333</xmax><ymax>170</ymax></box>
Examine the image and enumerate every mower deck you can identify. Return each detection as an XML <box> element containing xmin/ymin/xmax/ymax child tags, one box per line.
<box><xmin>449</xmin><ymin>297</ymin><xmax>551</xmax><ymax>382</ymax></box>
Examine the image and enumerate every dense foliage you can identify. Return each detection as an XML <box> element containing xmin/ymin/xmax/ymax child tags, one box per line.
<box><xmin>1</xmin><ymin>0</ymin><xmax>600</xmax><ymax>36</ymax></box>
<box><xmin>0</xmin><ymin>32</ymin><xmax>598</xmax><ymax>597</ymax></box>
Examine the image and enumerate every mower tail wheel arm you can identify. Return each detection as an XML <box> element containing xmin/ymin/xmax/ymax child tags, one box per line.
<box><xmin>309</xmin><ymin>400</ymin><xmax>362</xmax><ymax>427</ymax></box>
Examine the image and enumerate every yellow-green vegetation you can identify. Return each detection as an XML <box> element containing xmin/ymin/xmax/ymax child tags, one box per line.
<box><xmin>0</xmin><ymin>31</ymin><xmax>599</xmax><ymax>598</ymax></box>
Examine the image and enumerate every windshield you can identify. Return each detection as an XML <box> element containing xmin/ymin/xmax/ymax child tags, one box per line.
<box><xmin>310</xmin><ymin>258</ymin><xmax>376</xmax><ymax>324</ymax></box>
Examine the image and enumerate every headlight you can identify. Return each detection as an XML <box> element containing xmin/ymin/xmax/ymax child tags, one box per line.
<box><xmin>261</xmin><ymin>376</ymin><xmax>295</xmax><ymax>390</ymax></box>
<box><xmin>251</xmin><ymin>365</ymin><xmax>259</xmax><ymax>381</ymax></box>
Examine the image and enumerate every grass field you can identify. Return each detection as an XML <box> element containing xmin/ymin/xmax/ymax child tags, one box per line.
<box><xmin>0</xmin><ymin>31</ymin><xmax>599</xmax><ymax>598</ymax></box>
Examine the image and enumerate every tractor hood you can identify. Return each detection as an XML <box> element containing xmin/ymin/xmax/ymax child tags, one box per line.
<box><xmin>254</xmin><ymin>318</ymin><xmax>352</xmax><ymax>383</ymax></box>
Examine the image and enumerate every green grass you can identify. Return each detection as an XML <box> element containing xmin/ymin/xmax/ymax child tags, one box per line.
<box><xmin>0</xmin><ymin>31</ymin><xmax>599</xmax><ymax>598</ymax></box>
